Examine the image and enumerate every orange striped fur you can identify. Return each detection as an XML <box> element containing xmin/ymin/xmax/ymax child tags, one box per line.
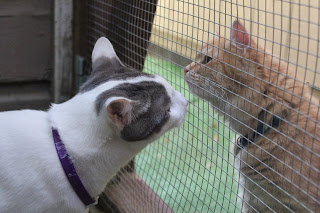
<box><xmin>185</xmin><ymin>20</ymin><xmax>320</xmax><ymax>212</ymax></box>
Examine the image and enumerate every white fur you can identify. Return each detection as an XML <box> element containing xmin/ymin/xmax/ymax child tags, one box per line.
<box><xmin>0</xmin><ymin>75</ymin><xmax>187</xmax><ymax>212</ymax></box>
<box><xmin>0</xmin><ymin>38</ymin><xmax>188</xmax><ymax>212</ymax></box>
<box><xmin>234</xmin><ymin>135</ymin><xmax>246</xmax><ymax>211</ymax></box>
<box><xmin>92</xmin><ymin>37</ymin><xmax>122</xmax><ymax>64</ymax></box>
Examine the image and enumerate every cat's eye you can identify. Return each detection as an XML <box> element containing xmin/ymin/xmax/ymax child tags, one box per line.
<box><xmin>202</xmin><ymin>55</ymin><xmax>213</xmax><ymax>64</ymax></box>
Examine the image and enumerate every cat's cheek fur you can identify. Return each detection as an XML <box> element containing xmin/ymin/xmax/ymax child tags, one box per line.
<box><xmin>185</xmin><ymin>72</ymin><xmax>212</xmax><ymax>103</ymax></box>
<box><xmin>169</xmin><ymin>92</ymin><xmax>188</xmax><ymax>127</ymax></box>
<box><xmin>185</xmin><ymin>72</ymin><xmax>200</xmax><ymax>95</ymax></box>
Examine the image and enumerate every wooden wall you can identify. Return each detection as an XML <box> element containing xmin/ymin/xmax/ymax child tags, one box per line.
<box><xmin>0</xmin><ymin>0</ymin><xmax>53</xmax><ymax>111</ymax></box>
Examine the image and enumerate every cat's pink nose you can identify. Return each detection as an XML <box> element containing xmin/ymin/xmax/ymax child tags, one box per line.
<box><xmin>184</xmin><ymin>69</ymin><xmax>189</xmax><ymax>74</ymax></box>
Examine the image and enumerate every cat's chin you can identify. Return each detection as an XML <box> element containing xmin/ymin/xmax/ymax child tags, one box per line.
<box><xmin>185</xmin><ymin>73</ymin><xmax>212</xmax><ymax>100</ymax></box>
<box><xmin>186</xmin><ymin>81</ymin><xmax>212</xmax><ymax>101</ymax></box>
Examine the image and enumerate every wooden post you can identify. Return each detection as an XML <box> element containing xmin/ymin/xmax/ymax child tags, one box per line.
<box><xmin>54</xmin><ymin>0</ymin><xmax>74</xmax><ymax>103</ymax></box>
<box><xmin>108</xmin><ymin>0</ymin><xmax>158</xmax><ymax>71</ymax></box>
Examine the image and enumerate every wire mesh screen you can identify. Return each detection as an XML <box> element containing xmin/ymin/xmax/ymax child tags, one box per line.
<box><xmin>85</xmin><ymin>0</ymin><xmax>320</xmax><ymax>212</ymax></box>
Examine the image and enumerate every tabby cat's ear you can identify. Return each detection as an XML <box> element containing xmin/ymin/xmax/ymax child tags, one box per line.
<box><xmin>92</xmin><ymin>37</ymin><xmax>123</xmax><ymax>65</ymax></box>
<box><xmin>106</xmin><ymin>98</ymin><xmax>136</xmax><ymax>128</ymax></box>
<box><xmin>230</xmin><ymin>20</ymin><xmax>250</xmax><ymax>51</ymax></box>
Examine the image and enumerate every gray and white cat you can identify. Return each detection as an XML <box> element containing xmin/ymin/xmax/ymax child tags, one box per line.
<box><xmin>0</xmin><ymin>37</ymin><xmax>188</xmax><ymax>213</ymax></box>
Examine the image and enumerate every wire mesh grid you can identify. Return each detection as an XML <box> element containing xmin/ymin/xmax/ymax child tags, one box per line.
<box><xmin>86</xmin><ymin>0</ymin><xmax>320</xmax><ymax>212</ymax></box>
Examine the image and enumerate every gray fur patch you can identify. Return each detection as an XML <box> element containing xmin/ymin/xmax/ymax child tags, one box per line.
<box><xmin>96</xmin><ymin>81</ymin><xmax>171</xmax><ymax>141</ymax></box>
<box><xmin>80</xmin><ymin>57</ymin><xmax>154</xmax><ymax>92</ymax></box>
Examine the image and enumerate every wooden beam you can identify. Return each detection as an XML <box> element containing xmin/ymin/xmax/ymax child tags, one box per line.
<box><xmin>54</xmin><ymin>0</ymin><xmax>74</xmax><ymax>103</ymax></box>
<box><xmin>107</xmin><ymin>0</ymin><xmax>158</xmax><ymax>71</ymax></box>
<box><xmin>97</xmin><ymin>172</ymin><xmax>173</xmax><ymax>213</ymax></box>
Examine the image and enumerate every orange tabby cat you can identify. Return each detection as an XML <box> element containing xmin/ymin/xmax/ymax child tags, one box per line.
<box><xmin>185</xmin><ymin>20</ymin><xmax>320</xmax><ymax>212</ymax></box>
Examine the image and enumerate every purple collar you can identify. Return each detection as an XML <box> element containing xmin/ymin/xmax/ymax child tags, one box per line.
<box><xmin>52</xmin><ymin>128</ymin><xmax>97</xmax><ymax>207</ymax></box>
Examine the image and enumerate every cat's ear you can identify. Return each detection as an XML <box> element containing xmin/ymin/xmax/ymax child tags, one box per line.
<box><xmin>106</xmin><ymin>98</ymin><xmax>136</xmax><ymax>128</ymax></box>
<box><xmin>230</xmin><ymin>20</ymin><xmax>250</xmax><ymax>51</ymax></box>
<box><xmin>106</xmin><ymin>96</ymin><xmax>150</xmax><ymax>128</ymax></box>
<box><xmin>105</xmin><ymin>96</ymin><xmax>150</xmax><ymax>128</ymax></box>
<box><xmin>92</xmin><ymin>37</ymin><xmax>123</xmax><ymax>65</ymax></box>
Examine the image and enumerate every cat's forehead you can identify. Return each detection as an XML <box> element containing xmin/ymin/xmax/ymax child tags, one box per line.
<box><xmin>80</xmin><ymin>58</ymin><xmax>153</xmax><ymax>92</ymax></box>
<box><xmin>95</xmin><ymin>80</ymin><xmax>171</xmax><ymax>113</ymax></box>
<box><xmin>213</xmin><ymin>37</ymin><xmax>229</xmax><ymax>52</ymax></box>
<box><xmin>200</xmin><ymin>37</ymin><xmax>227</xmax><ymax>55</ymax></box>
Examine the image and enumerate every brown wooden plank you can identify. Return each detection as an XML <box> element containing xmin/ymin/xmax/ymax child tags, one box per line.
<box><xmin>0</xmin><ymin>81</ymin><xmax>51</xmax><ymax>111</ymax></box>
<box><xmin>97</xmin><ymin>172</ymin><xmax>173</xmax><ymax>213</ymax></box>
<box><xmin>73</xmin><ymin>0</ymin><xmax>88</xmax><ymax>60</ymax></box>
<box><xmin>0</xmin><ymin>16</ymin><xmax>52</xmax><ymax>82</ymax></box>
<box><xmin>0</xmin><ymin>0</ymin><xmax>53</xmax><ymax>111</ymax></box>
<box><xmin>0</xmin><ymin>0</ymin><xmax>51</xmax><ymax>16</ymax></box>
<box><xmin>53</xmin><ymin>0</ymin><xmax>74</xmax><ymax>103</ymax></box>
